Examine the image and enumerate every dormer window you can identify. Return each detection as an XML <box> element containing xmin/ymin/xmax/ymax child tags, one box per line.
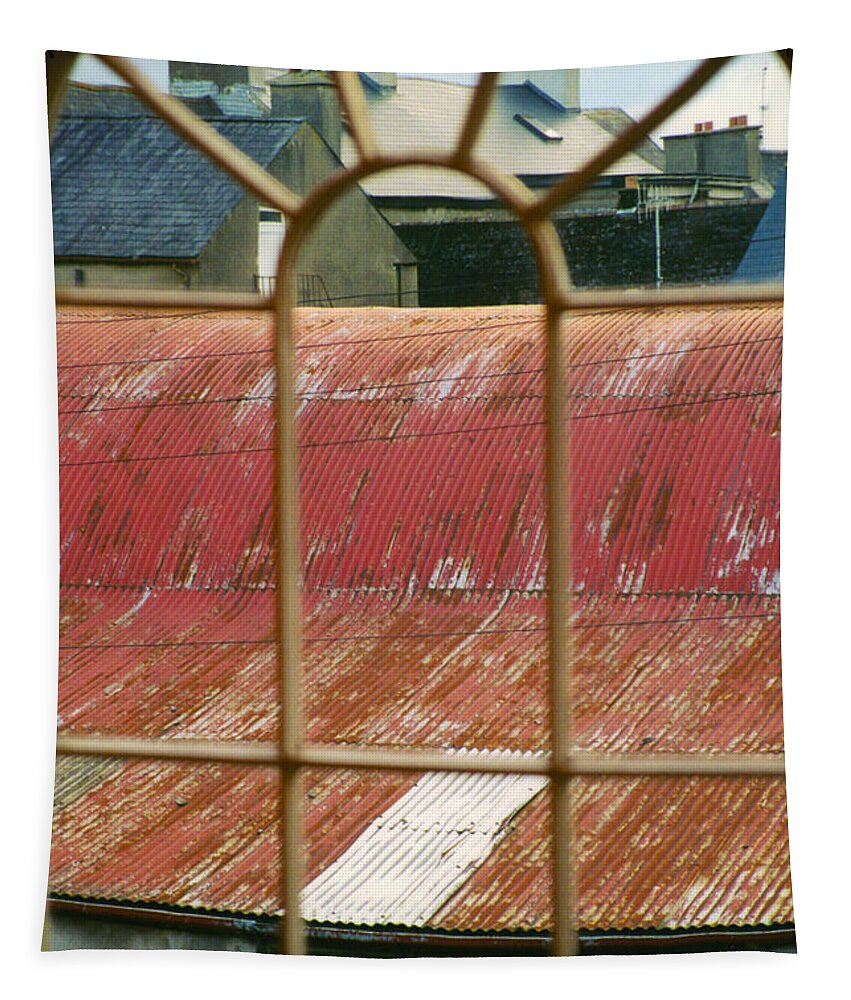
<box><xmin>513</xmin><ymin>113</ymin><xmax>563</xmax><ymax>142</ymax></box>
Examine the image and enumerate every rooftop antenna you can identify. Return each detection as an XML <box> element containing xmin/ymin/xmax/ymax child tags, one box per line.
<box><xmin>760</xmin><ymin>64</ymin><xmax>768</xmax><ymax>130</ymax></box>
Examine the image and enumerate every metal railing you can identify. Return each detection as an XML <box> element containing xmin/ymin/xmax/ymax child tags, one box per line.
<box><xmin>50</xmin><ymin>52</ymin><xmax>790</xmax><ymax>957</ymax></box>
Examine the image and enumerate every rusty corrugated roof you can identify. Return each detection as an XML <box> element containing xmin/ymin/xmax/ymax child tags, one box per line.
<box><xmin>51</xmin><ymin>304</ymin><xmax>789</xmax><ymax>933</ymax></box>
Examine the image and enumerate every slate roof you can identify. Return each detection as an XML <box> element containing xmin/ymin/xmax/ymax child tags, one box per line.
<box><xmin>58</xmin><ymin>84</ymin><xmax>168</xmax><ymax>117</ymax></box>
<box><xmin>60</xmin><ymin>81</ymin><xmax>266</xmax><ymax>119</ymax></box>
<box><xmin>50</xmin><ymin>116</ymin><xmax>302</xmax><ymax>259</ymax></box>
<box><xmin>733</xmin><ymin>169</ymin><xmax>787</xmax><ymax>282</ymax></box>
<box><xmin>171</xmin><ymin>79</ymin><xmax>269</xmax><ymax>118</ymax></box>
<box><xmin>341</xmin><ymin>77</ymin><xmax>662</xmax><ymax>200</ymax></box>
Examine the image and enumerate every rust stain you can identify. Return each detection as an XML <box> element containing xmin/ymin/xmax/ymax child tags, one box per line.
<box><xmin>607</xmin><ymin>471</ymin><xmax>645</xmax><ymax>543</ymax></box>
<box><xmin>647</xmin><ymin>476</ymin><xmax>673</xmax><ymax>549</ymax></box>
<box><xmin>52</xmin><ymin>304</ymin><xmax>787</xmax><ymax>933</ymax></box>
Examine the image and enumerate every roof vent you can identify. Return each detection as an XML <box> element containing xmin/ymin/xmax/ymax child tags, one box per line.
<box><xmin>513</xmin><ymin>114</ymin><xmax>563</xmax><ymax>142</ymax></box>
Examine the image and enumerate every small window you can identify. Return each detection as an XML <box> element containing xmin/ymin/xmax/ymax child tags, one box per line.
<box><xmin>73</xmin><ymin>267</ymin><xmax>85</xmax><ymax>286</ymax></box>
<box><xmin>513</xmin><ymin>113</ymin><xmax>563</xmax><ymax>142</ymax></box>
<box><xmin>257</xmin><ymin>207</ymin><xmax>286</xmax><ymax>292</ymax></box>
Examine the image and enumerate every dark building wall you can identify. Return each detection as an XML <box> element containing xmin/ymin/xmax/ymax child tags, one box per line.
<box><xmin>45</xmin><ymin>907</ymin><xmax>795</xmax><ymax>956</ymax></box>
<box><xmin>395</xmin><ymin>202</ymin><xmax>768</xmax><ymax>306</ymax></box>
<box><xmin>761</xmin><ymin>151</ymin><xmax>789</xmax><ymax>187</ymax></box>
<box><xmin>45</xmin><ymin>908</ymin><xmax>273</xmax><ymax>953</ymax></box>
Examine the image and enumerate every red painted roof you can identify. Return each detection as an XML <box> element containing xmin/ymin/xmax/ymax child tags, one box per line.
<box><xmin>51</xmin><ymin>304</ymin><xmax>789</xmax><ymax>932</ymax></box>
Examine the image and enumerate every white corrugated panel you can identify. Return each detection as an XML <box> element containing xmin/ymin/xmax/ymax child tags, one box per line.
<box><xmin>301</xmin><ymin>750</ymin><xmax>547</xmax><ymax>926</ymax></box>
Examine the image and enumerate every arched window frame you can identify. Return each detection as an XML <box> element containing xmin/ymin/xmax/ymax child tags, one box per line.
<box><xmin>50</xmin><ymin>52</ymin><xmax>789</xmax><ymax>957</ymax></box>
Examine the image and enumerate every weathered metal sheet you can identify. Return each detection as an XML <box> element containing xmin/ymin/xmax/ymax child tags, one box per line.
<box><xmin>57</xmin><ymin>589</ymin><xmax>781</xmax><ymax>753</ymax></box>
<box><xmin>49</xmin><ymin>761</ymin><xmax>790</xmax><ymax>930</ymax></box>
<box><xmin>58</xmin><ymin>305</ymin><xmax>780</xmax><ymax>597</ymax></box>
<box><xmin>433</xmin><ymin>777</ymin><xmax>792</xmax><ymax>932</ymax></box>
<box><xmin>52</xmin><ymin>304</ymin><xmax>788</xmax><ymax>932</ymax></box>
<box><xmin>301</xmin><ymin>752</ymin><xmax>547</xmax><ymax>925</ymax></box>
<box><xmin>50</xmin><ymin>761</ymin><xmax>417</xmax><ymax>915</ymax></box>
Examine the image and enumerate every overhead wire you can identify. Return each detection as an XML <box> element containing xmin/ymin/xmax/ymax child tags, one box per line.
<box><xmin>56</xmin><ymin>331</ymin><xmax>783</xmax><ymax>409</ymax></box>
<box><xmin>58</xmin><ymin>609</ymin><xmax>779</xmax><ymax>651</ymax></box>
<box><xmin>56</xmin><ymin>310</ymin><xmax>780</xmax><ymax>371</ymax></box>
<box><xmin>57</xmin><ymin>387</ymin><xmax>780</xmax><ymax>467</ymax></box>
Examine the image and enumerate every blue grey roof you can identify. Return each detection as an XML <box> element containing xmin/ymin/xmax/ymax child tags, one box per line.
<box><xmin>733</xmin><ymin>169</ymin><xmax>787</xmax><ymax>283</ymax></box>
<box><xmin>59</xmin><ymin>85</ymin><xmax>171</xmax><ymax>117</ymax></box>
<box><xmin>61</xmin><ymin>82</ymin><xmax>267</xmax><ymax>119</ymax></box>
<box><xmin>171</xmin><ymin>80</ymin><xmax>268</xmax><ymax>118</ymax></box>
<box><xmin>51</xmin><ymin>116</ymin><xmax>301</xmax><ymax>259</ymax></box>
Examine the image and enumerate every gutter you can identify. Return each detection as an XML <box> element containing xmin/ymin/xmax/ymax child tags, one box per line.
<box><xmin>46</xmin><ymin>897</ymin><xmax>796</xmax><ymax>957</ymax></box>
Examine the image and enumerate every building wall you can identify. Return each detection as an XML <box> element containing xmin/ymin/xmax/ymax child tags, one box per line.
<box><xmin>761</xmin><ymin>150</ymin><xmax>789</xmax><ymax>187</ymax></box>
<box><xmin>270</xmin><ymin>77</ymin><xmax>342</xmax><ymax>156</ymax></box>
<box><xmin>664</xmin><ymin>129</ymin><xmax>762</xmax><ymax>180</ymax></box>
<box><xmin>279</xmin><ymin>127</ymin><xmax>418</xmax><ymax>306</ymax></box>
<box><xmin>196</xmin><ymin>125</ymin><xmax>417</xmax><ymax>302</ymax></box>
<box><xmin>169</xmin><ymin>61</ymin><xmax>251</xmax><ymax>89</ymax></box>
<box><xmin>45</xmin><ymin>909</ymin><xmax>273</xmax><ymax>953</ymax></box>
<box><xmin>55</xmin><ymin>260</ymin><xmax>199</xmax><ymax>290</ymax></box>
<box><xmin>379</xmin><ymin>186</ymin><xmax>624</xmax><ymax>228</ymax></box>
<box><xmin>45</xmin><ymin>908</ymin><xmax>795</xmax><ymax>956</ymax></box>
<box><xmin>395</xmin><ymin>201</ymin><xmax>768</xmax><ymax>306</ymax></box>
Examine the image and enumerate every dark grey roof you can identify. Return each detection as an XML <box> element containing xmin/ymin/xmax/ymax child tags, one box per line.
<box><xmin>60</xmin><ymin>83</ymin><xmax>223</xmax><ymax>118</ymax></box>
<box><xmin>171</xmin><ymin>80</ymin><xmax>269</xmax><ymax>118</ymax></box>
<box><xmin>59</xmin><ymin>85</ymin><xmax>163</xmax><ymax>117</ymax></box>
<box><xmin>60</xmin><ymin>82</ymin><xmax>267</xmax><ymax>120</ymax></box>
<box><xmin>733</xmin><ymin>169</ymin><xmax>787</xmax><ymax>283</ymax></box>
<box><xmin>51</xmin><ymin>116</ymin><xmax>301</xmax><ymax>259</ymax></box>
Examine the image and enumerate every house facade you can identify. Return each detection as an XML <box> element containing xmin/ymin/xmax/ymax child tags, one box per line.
<box><xmin>51</xmin><ymin>84</ymin><xmax>418</xmax><ymax>305</ymax></box>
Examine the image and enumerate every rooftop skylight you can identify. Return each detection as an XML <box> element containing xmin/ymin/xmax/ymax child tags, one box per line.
<box><xmin>513</xmin><ymin>113</ymin><xmax>563</xmax><ymax>141</ymax></box>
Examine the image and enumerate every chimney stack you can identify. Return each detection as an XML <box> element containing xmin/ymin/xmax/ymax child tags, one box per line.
<box><xmin>499</xmin><ymin>69</ymin><xmax>580</xmax><ymax>112</ymax></box>
<box><xmin>269</xmin><ymin>71</ymin><xmax>342</xmax><ymax>157</ymax></box>
<box><xmin>169</xmin><ymin>60</ymin><xmax>250</xmax><ymax>91</ymax></box>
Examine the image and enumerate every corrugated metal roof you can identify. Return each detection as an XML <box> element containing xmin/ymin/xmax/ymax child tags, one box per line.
<box><xmin>433</xmin><ymin>776</ymin><xmax>791</xmax><ymax>931</ymax></box>
<box><xmin>56</xmin><ymin>589</ymin><xmax>780</xmax><ymax>753</ymax></box>
<box><xmin>58</xmin><ymin>305</ymin><xmax>780</xmax><ymax>596</ymax></box>
<box><xmin>51</xmin><ymin>304</ymin><xmax>788</xmax><ymax>933</ymax></box>
<box><xmin>301</xmin><ymin>752</ymin><xmax>547</xmax><ymax>925</ymax></box>
<box><xmin>342</xmin><ymin>78</ymin><xmax>661</xmax><ymax>200</ymax></box>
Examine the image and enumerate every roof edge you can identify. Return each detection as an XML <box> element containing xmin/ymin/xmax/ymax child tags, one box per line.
<box><xmin>47</xmin><ymin>897</ymin><xmax>796</xmax><ymax>956</ymax></box>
